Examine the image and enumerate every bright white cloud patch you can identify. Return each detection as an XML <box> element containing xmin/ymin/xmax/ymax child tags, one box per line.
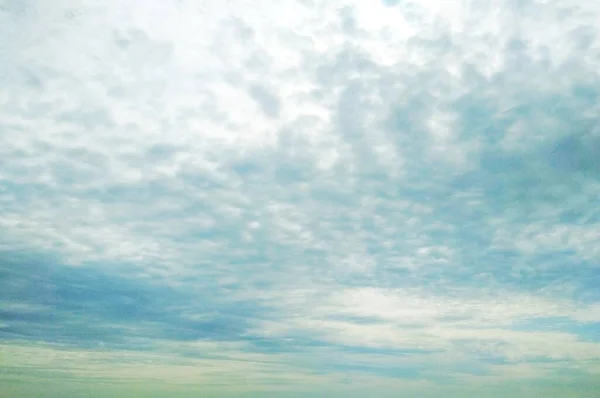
<box><xmin>1</xmin><ymin>0</ymin><xmax>600</xmax><ymax>397</ymax></box>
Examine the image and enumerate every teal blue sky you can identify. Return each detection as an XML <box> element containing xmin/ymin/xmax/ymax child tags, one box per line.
<box><xmin>1</xmin><ymin>0</ymin><xmax>600</xmax><ymax>396</ymax></box>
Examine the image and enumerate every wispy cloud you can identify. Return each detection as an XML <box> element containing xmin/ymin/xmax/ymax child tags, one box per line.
<box><xmin>2</xmin><ymin>0</ymin><xmax>600</xmax><ymax>396</ymax></box>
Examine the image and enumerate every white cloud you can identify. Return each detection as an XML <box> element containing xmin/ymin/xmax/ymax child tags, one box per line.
<box><xmin>251</xmin><ymin>286</ymin><xmax>600</xmax><ymax>363</ymax></box>
<box><xmin>2</xmin><ymin>0</ymin><xmax>600</xmax><ymax>394</ymax></box>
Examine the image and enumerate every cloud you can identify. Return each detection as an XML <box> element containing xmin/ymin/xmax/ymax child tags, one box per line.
<box><xmin>2</xmin><ymin>0</ymin><xmax>600</xmax><ymax>396</ymax></box>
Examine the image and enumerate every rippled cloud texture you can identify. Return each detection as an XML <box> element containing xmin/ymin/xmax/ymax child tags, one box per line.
<box><xmin>2</xmin><ymin>0</ymin><xmax>600</xmax><ymax>397</ymax></box>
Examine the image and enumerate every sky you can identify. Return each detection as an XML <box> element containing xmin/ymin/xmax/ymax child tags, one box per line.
<box><xmin>1</xmin><ymin>0</ymin><xmax>600</xmax><ymax>397</ymax></box>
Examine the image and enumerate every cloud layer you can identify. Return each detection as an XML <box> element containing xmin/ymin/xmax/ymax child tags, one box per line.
<box><xmin>1</xmin><ymin>0</ymin><xmax>600</xmax><ymax>396</ymax></box>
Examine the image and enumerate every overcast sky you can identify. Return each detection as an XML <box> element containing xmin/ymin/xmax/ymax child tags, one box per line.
<box><xmin>1</xmin><ymin>0</ymin><xmax>600</xmax><ymax>397</ymax></box>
